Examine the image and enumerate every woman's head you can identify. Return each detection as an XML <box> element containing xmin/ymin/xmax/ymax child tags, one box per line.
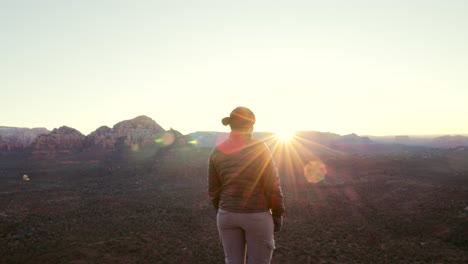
<box><xmin>222</xmin><ymin>106</ymin><xmax>256</xmax><ymax>131</ymax></box>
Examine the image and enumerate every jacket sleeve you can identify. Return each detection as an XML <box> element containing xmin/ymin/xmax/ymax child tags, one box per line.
<box><xmin>262</xmin><ymin>144</ymin><xmax>285</xmax><ymax>217</ymax></box>
<box><xmin>208</xmin><ymin>152</ymin><xmax>221</xmax><ymax>210</ymax></box>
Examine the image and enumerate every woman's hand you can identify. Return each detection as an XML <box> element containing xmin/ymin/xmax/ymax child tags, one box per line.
<box><xmin>273</xmin><ymin>215</ymin><xmax>283</xmax><ymax>233</ymax></box>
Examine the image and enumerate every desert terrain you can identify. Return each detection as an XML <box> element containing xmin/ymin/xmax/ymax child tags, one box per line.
<box><xmin>1</xmin><ymin>138</ymin><xmax>467</xmax><ymax>263</ymax></box>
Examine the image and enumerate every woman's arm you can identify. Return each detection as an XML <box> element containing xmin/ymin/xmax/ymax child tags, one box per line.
<box><xmin>208</xmin><ymin>153</ymin><xmax>222</xmax><ymax>210</ymax></box>
<box><xmin>262</xmin><ymin>144</ymin><xmax>285</xmax><ymax>217</ymax></box>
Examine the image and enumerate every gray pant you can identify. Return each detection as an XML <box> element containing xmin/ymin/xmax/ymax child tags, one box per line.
<box><xmin>217</xmin><ymin>209</ymin><xmax>275</xmax><ymax>264</ymax></box>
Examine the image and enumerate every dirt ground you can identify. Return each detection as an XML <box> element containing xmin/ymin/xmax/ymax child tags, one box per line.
<box><xmin>1</xmin><ymin>146</ymin><xmax>467</xmax><ymax>263</ymax></box>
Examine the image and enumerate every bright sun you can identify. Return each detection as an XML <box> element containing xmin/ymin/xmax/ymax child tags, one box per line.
<box><xmin>275</xmin><ymin>130</ymin><xmax>295</xmax><ymax>142</ymax></box>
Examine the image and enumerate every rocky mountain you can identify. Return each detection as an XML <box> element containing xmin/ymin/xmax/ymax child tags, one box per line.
<box><xmin>0</xmin><ymin>126</ymin><xmax>49</xmax><ymax>151</ymax></box>
<box><xmin>31</xmin><ymin>116</ymin><xmax>166</xmax><ymax>157</ymax></box>
<box><xmin>86</xmin><ymin>126</ymin><xmax>114</xmax><ymax>149</ymax></box>
<box><xmin>3</xmin><ymin>116</ymin><xmax>467</xmax><ymax>158</ymax></box>
<box><xmin>5</xmin><ymin>116</ymin><xmax>185</xmax><ymax>159</ymax></box>
<box><xmin>30</xmin><ymin>126</ymin><xmax>86</xmax><ymax>157</ymax></box>
<box><xmin>85</xmin><ymin>116</ymin><xmax>165</xmax><ymax>150</ymax></box>
<box><xmin>111</xmin><ymin>115</ymin><xmax>164</xmax><ymax>147</ymax></box>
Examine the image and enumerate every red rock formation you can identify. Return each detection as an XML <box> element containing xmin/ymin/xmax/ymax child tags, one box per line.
<box><xmin>4</xmin><ymin>116</ymin><xmax>178</xmax><ymax>157</ymax></box>
<box><xmin>86</xmin><ymin>126</ymin><xmax>114</xmax><ymax>149</ymax></box>
<box><xmin>111</xmin><ymin>115</ymin><xmax>164</xmax><ymax>147</ymax></box>
<box><xmin>0</xmin><ymin>127</ymin><xmax>49</xmax><ymax>151</ymax></box>
<box><xmin>31</xmin><ymin>126</ymin><xmax>86</xmax><ymax>158</ymax></box>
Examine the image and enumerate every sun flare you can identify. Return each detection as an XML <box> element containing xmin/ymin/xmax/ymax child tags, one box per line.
<box><xmin>275</xmin><ymin>130</ymin><xmax>295</xmax><ymax>142</ymax></box>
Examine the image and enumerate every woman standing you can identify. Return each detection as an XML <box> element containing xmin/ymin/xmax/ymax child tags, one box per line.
<box><xmin>208</xmin><ymin>106</ymin><xmax>285</xmax><ymax>264</ymax></box>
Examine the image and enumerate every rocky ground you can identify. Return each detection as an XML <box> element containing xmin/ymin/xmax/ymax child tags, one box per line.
<box><xmin>0</xmin><ymin>147</ymin><xmax>467</xmax><ymax>263</ymax></box>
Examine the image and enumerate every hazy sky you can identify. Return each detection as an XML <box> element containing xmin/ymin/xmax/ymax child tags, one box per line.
<box><xmin>2</xmin><ymin>0</ymin><xmax>467</xmax><ymax>136</ymax></box>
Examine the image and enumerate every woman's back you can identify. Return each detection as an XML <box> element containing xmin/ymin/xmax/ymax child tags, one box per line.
<box><xmin>208</xmin><ymin>106</ymin><xmax>284</xmax><ymax>264</ymax></box>
<box><xmin>210</xmin><ymin>132</ymin><xmax>272</xmax><ymax>213</ymax></box>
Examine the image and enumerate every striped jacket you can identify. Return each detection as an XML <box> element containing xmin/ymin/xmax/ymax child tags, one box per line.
<box><xmin>208</xmin><ymin>132</ymin><xmax>285</xmax><ymax>216</ymax></box>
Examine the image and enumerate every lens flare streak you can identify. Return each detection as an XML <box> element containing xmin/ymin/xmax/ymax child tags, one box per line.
<box><xmin>265</xmin><ymin>133</ymin><xmax>331</xmax><ymax>188</ymax></box>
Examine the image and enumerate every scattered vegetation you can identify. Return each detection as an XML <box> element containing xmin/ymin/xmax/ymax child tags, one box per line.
<box><xmin>0</xmin><ymin>146</ymin><xmax>467</xmax><ymax>263</ymax></box>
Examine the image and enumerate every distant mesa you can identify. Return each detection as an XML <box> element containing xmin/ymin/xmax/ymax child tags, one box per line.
<box><xmin>113</xmin><ymin>115</ymin><xmax>163</xmax><ymax>131</ymax></box>
<box><xmin>111</xmin><ymin>115</ymin><xmax>164</xmax><ymax>147</ymax></box>
<box><xmin>339</xmin><ymin>133</ymin><xmax>373</xmax><ymax>144</ymax></box>
<box><xmin>0</xmin><ymin>126</ymin><xmax>50</xmax><ymax>151</ymax></box>
<box><xmin>2</xmin><ymin>116</ymin><xmax>468</xmax><ymax>157</ymax></box>
<box><xmin>85</xmin><ymin>115</ymin><xmax>165</xmax><ymax>150</ymax></box>
<box><xmin>432</xmin><ymin>135</ymin><xmax>468</xmax><ymax>148</ymax></box>
<box><xmin>35</xmin><ymin>126</ymin><xmax>85</xmax><ymax>147</ymax></box>
<box><xmin>86</xmin><ymin>126</ymin><xmax>114</xmax><ymax>149</ymax></box>
<box><xmin>368</xmin><ymin>134</ymin><xmax>468</xmax><ymax>148</ymax></box>
<box><xmin>294</xmin><ymin>131</ymin><xmax>342</xmax><ymax>146</ymax></box>
<box><xmin>0</xmin><ymin>115</ymin><xmax>189</xmax><ymax>158</ymax></box>
<box><xmin>31</xmin><ymin>126</ymin><xmax>86</xmax><ymax>157</ymax></box>
<box><xmin>395</xmin><ymin>135</ymin><xmax>411</xmax><ymax>144</ymax></box>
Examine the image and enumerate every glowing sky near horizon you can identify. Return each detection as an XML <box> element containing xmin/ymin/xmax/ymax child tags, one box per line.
<box><xmin>1</xmin><ymin>1</ymin><xmax>467</xmax><ymax>136</ymax></box>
